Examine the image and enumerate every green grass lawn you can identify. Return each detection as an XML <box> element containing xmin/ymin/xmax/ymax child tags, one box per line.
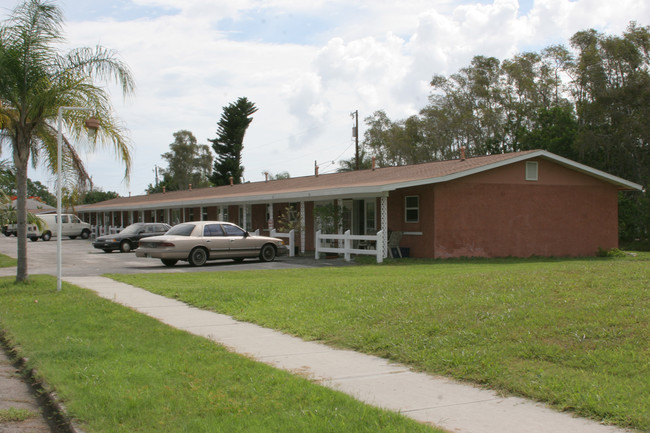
<box><xmin>109</xmin><ymin>254</ymin><xmax>650</xmax><ymax>432</ymax></box>
<box><xmin>0</xmin><ymin>276</ymin><xmax>439</xmax><ymax>433</ymax></box>
<box><xmin>0</xmin><ymin>253</ymin><xmax>17</xmax><ymax>268</ymax></box>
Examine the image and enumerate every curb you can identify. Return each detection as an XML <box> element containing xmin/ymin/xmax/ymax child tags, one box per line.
<box><xmin>0</xmin><ymin>331</ymin><xmax>86</xmax><ymax>433</ymax></box>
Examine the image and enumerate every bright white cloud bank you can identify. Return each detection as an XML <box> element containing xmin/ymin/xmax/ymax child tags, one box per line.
<box><xmin>0</xmin><ymin>0</ymin><xmax>647</xmax><ymax>196</ymax></box>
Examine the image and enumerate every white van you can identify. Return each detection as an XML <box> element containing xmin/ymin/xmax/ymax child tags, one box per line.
<box><xmin>27</xmin><ymin>213</ymin><xmax>92</xmax><ymax>241</ymax></box>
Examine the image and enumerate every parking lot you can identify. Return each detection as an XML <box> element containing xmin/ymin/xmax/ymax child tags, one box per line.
<box><xmin>0</xmin><ymin>235</ymin><xmax>349</xmax><ymax>278</ymax></box>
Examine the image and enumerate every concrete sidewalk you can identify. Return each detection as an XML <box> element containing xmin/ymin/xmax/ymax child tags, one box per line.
<box><xmin>64</xmin><ymin>276</ymin><xmax>630</xmax><ymax>433</ymax></box>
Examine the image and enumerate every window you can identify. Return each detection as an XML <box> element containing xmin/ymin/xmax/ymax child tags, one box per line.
<box><xmin>238</xmin><ymin>205</ymin><xmax>251</xmax><ymax>230</ymax></box>
<box><xmin>204</xmin><ymin>224</ymin><xmax>224</xmax><ymax>237</ymax></box>
<box><xmin>171</xmin><ymin>209</ymin><xmax>181</xmax><ymax>225</ymax></box>
<box><xmin>288</xmin><ymin>203</ymin><xmax>299</xmax><ymax>223</ymax></box>
<box><xmin>201</xmin><ymin>207</ymin><xmax>208</xmax><ymax>221</ymax></box>
<box><xmin>405</xmin><ymin>196</ymin><xmax>419</xmax><ymax>223</ymax></box>
<box><xmin>166</xmin><ymin>223</ymin><xmax>194</xmax><ymax>236</ymax></box>
<box><xmin>223</xmin><ymin>224</ymin><xmax>246</xmax><ymax>236</ymax></box>
<box><xmin>526</xmin><ymin>161</ymin><xmax>538</xmax><ymax>181</ymax></box>
<box><xmin>365</xmin><ymin>200</ymin><xmax>376</xmax><ymax>233</ymax></box>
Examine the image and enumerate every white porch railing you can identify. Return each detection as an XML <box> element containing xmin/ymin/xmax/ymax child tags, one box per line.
<box><xmin>270</xmin><ymin>229</ymin><xmax>296</xmax><ymax>257</ymax></box>
<box><xmin>92</xmin><ymin>225</ymin><xmax>122</xmax><ymax>239</ymax></box>
<box><xmin>315</xmin><ymin>230</ymin><xmax>384</xmax><ymax>263</ymax></box>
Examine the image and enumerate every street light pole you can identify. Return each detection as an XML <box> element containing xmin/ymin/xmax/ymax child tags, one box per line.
<box><xmin>56</xmin><ymin>106</ymin><xmax>95</xmax><ymax>291</ymax></box>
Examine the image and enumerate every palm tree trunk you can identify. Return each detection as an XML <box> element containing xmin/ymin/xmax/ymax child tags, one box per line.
<box><xmin>13</xmin><ymin>134</ymin><xmax>30</xmax><ymax>283</ymax></box>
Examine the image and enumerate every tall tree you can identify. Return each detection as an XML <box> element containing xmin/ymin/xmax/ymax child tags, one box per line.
<box><xmin>360</xmin><ymin>23</ymin><xmax>649</xmax><ymax>240</ymax></box>
<box><xmin>568</xmin><ymin>23</ymin><xmax>650</xmax><ymax>240</ymax></box>
<box><xmin>209</xmin><ymin>97</ymin><xmax>257</xmax><ymax>186</ymax></box>
<box><xmin>0</xmin><ymin>161</ymin><xmax>56</xmax><ymax>206</ymax></box>
<box><xmin>157</xmin><ymin>130</ymin><xmax>212</xmax><ymax>191</ymax></box>
<box><xmin>0</xmin><ymin>0</ymin><xmax>135</xmax><ymax>282</ymax></box>
<box><xmin>82</xmin><ymin>188</ymin><xmax>118</xmax><ymax>204</ymax></box>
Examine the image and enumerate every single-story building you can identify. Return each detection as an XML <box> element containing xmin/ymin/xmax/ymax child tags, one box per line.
<box><xmin>77</xmin><ymin>149</ymin><xmax>643</xmax><ymax>258</ymax></box>
<box><xmin>7</xmin><ymin>197</ymin><xmax>55</xmax><ymax>214</ymax></box>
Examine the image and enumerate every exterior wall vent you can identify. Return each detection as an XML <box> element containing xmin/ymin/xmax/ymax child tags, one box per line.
<box><xmin>526</xmin><ymin>161</ymin><xmax>538</xmax><ymax>181</ymax></box>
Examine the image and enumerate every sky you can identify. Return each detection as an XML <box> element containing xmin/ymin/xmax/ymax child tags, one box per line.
<box><xmin>0</xmin><ymin>0</ymin><xmax>647</xmax><ymax>197</ymax></box>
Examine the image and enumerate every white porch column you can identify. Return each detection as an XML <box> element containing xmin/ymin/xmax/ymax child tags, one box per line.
<box><xmin>120</xmin><ymin>212</ymin><xmax>124</xmax><ymax>227</ymax></box>
<box><xmin>300</xmin><ymin>201</ymin><xmax>306</xmax><ymax>253</ymax></box>
<box><xmin>380</xmin><ymin>194</ymin><xmax>388</xmax><ymax>258</ymax></box>
<box><xmin>267</xmin><ymin>203</ymin><xmax>274</xmax><ymax>230</ymax></box>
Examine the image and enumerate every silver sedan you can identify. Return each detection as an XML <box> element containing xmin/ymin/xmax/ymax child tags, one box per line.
<box><xmin>135</xmin><ymin>221</ymin><xmax>288</xmax><ymax>267</ymax></box>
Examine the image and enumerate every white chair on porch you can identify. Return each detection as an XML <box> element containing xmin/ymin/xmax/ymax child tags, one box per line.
<box><xmin>388</xmin><ymin>231</ymin><xmax>403</xmax><ymax>258</ymax></box>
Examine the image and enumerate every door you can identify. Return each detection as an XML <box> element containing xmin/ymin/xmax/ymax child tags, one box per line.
<box><xmin>222</xmin><ymin>223</ymin><xmax>258</xmax><ymax>257</ymax></box>
<box><xmin>201</xmin><ymin>223</ymin><xmax>230</xmax><ymax>258</ymax></box>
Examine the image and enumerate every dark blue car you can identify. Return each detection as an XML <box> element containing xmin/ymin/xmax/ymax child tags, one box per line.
<box><xmin>93</xmin><ymin>222</ymin><xmax>171</xmax><ymax>253</ymax></box>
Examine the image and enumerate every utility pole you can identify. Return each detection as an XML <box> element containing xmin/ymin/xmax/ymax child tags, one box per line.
<box><xmin>351</xmin><ymin>110</ymin><xmax>359</xmax><ymax>170</ymax></box>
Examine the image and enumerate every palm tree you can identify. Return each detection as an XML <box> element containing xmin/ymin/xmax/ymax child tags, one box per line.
<box><xmin>0</xmin><ymin>0</ymin><xmax>135</xmax><ymax>282</ymax></box>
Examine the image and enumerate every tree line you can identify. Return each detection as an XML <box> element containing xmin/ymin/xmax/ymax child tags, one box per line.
<box><xmin>357</xmin><ymin>22</ymin><xmax>649</xmax><ymax>242</ymax></box>
<box><xmin>147</xmin><ymin>97</ymin><xmax>258</xmax><ymax>193</ymax></box>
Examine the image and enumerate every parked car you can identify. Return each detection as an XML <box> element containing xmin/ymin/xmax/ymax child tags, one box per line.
<box><xmin>135</xmin><ymin>221</ymin><xmax>287</xmax><ymax>267</ymax></box>
<box><xmin>93</xmin><ymin>222</ymin><xmax>171</xmax><ymax>253</ymax></box>
<box><xmin>17</xmin><ymin>213</ymin><xmax>92</xmax><ymax>241</ymax></box>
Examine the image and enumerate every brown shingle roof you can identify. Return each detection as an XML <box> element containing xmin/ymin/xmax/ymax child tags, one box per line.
<box><xmin>78</xmin><ymin>150</ymin><xmax>641</xmax><ymax>211</ymax></box>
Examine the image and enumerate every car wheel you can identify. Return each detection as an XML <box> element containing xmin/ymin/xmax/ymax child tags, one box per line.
<box><xmin>41</xmin><ymin>232</ymin><xmax>51</xmax><ymax>241</ymax></box>
<box><xmin>81</xmin><ymin>230</ymin><xmax>90</xmax><ymax>239</ymax></box>
<box><xmin>69</xmin><ymin>236</ymin><xmax>77</xmax><ymax>239</ymax></box>
<box><xmin>29</xmin><ymin>237</ymin><xmax>38</xmax><ymax>242</ymax></box>
<box><xmin>188</xmin><ymin>247</ymin><xmax>208</xmax><ymax>267</ymax></box>
<box><xmin>161</xmin><ymin>259</ymin><xmax>178</xmax><ymax>267</ymax></box>
<box><xmin>102</xmin><ymin>249</ymin><xmax>112</xmax><ymax>253</ymax></box>
<box><xmin>120</xmin><ymin>240</ymin><xmax>132</xmax><ymax>253</ymax></box>
<box><xmin>259</xmin><ymin>244</ymin><xmax>276</xmax><ymax>262</ymax></box>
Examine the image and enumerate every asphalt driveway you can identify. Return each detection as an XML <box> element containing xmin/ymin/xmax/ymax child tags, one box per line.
<box><xmin>0</xmin><ymin>235</ymin><xmax>351</xmax><ymax>277</ymax></box>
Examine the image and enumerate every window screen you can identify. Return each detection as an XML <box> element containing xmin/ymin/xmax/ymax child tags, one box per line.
<box><xmin>405</xmin><ymin>196</ymin><xmax>419</xmax><ymax>223</ymax></box>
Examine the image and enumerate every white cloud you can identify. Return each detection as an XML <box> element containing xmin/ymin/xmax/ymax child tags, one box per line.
<box><xmin>0</xmin><ymin>0</ymin><xmax>646</xmax><ymax>195</ymax></box>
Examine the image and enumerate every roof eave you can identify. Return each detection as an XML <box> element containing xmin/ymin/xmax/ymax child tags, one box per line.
<box><xmin>379</xmin><ymin>150</ymin><xmax>644</xmax><ymax>192</ymax></box>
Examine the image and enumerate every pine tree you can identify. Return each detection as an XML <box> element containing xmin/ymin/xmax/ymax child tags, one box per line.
<box><xmin>209</xmin><ymin>97</ymin><xmax>258</xmax><ymax>186</ymax></box>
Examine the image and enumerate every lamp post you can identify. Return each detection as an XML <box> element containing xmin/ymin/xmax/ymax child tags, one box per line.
<box><xmin>56</xmin><ymin>106</ymin><xmax>99</xmax><ymax>291</ymax></box>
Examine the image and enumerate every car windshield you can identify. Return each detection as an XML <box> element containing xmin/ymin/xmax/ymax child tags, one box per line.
<box><xmin>119</xmin><ymin>224</ymin><xmax>145</xmax><ymax>235</ymax></box>
<box><xmin>165</xmin><ymin>223</ymin><xmax>195</xmax><ymax>236</ymax></box>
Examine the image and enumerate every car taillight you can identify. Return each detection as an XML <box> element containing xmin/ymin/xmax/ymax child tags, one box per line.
<box><xmin>159</xmin><ymin>242</ymin><xmax>175</xmax><ymax>247</ymax></box>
